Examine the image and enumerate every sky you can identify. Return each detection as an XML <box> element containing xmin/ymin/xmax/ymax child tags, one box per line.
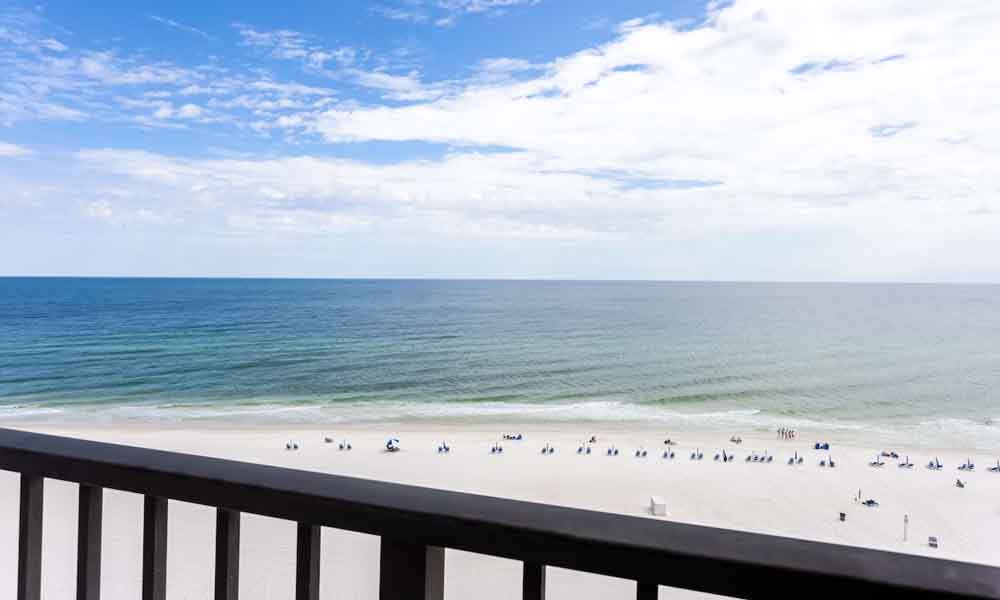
<box><xmin>1</xmin><ymin>0</ymin><xmax>998</xmax><ymax>281</ymax></box>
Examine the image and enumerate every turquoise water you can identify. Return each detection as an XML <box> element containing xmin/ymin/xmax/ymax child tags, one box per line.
<box><xmin>0</xmin><ymin>278</ymin><xmax>998</xmax><ymax>446</ymax></box>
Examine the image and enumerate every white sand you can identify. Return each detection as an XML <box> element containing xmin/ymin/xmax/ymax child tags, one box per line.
<box><xmin>1</xmin><ymin>422</ymin><xmax>998</xmax><ymax>599</ymax></box>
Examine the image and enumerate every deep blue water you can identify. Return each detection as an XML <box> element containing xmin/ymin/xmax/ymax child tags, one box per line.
<box><xmin>0</xmin><ymin>278</ymin><xmax>998</xmax><ymax>445</ymax></box>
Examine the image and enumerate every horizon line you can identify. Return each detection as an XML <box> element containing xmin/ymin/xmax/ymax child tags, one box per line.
<box><xmin>1</xmin><ymin>275</ymin><xmax>998</xmax><ymax>286</ymax></box>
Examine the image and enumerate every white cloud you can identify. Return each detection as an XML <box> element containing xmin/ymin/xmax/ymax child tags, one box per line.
<box><xmin>308</xmin><ymin>1</ymin><xmax>1000</xmax><ymax>232</ymax></box>
<box><xmin>38</xmin><ymin>38</ymin><xmax>67</xmax><ymax>52</ymax></box>
<box><xmin>437</xmin><ymin>0</ymin><xmax>539</xmax><ymax>14</ymax></box>
<box><xmin>233</xmin><ymin>23</ymin><xmax>355</xmax><ymax>68</ymax></box>
<box><xmin>151</xmin><ymin>102</ymin><xmax>204</xmax><ymax>120</ymax></box>
<box><xmin>148</xmin><ymin>15</ymin><xmax>213</xmax><ymax>40</ymax></box>
<box><xmin>85</xmin><ymin>199</ymin><xmax>114</xmax><ymax>219</ymax></box>
<box><xmin>372</xmin><ymin>0</ymin><xmax>540</xmax><ymax>26</ymax></box>
<box><xmin>0</xmin><ymin>142</ymin><xmax>34</xmax><ymax>157</ymax></box>
<box><xmin>78</xmin><ymin>51</ymin><xmax>197</xmax><ymax>85</ymax></box>
<box><xmin>371</xmin><ymin>5</ymin><xmax>430</xmax><ymax>24</ymax></box>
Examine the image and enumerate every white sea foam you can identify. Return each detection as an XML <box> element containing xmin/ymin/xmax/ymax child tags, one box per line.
<box><xmin>3</xmin><ymin>400</ymin><xmax>997</xmax><ymax>449</ymax></box>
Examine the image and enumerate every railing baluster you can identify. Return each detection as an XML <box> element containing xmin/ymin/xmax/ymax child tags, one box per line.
<box><xmin>215</xmin><ymin>508</ymin><xmax>240</xmax><ymax>600</ymax></box>
<box><xmin>17</xmin><ymin>474</ymin><xmax>44</xmax><ymax>600</ymax></box>
<box><xmin>379</xmin><ymin>539</ymin><xmax>444</xmax><ymax>600</ymax></box>
<box><xmin>77</xmin><ymin>485</ymin><xmax>103</xmax><ymax>600</ymax></box>
<box><xmin>522</xmin><ymin>562</ymin><xmax>546</xmax><ymax>600</ymax></box>
<box><xmin>142</xmin><ymin>496</ymin><xmax>168</xmax><ymax>600</ymax></box>
<box><xmin>636</xmin><ymin>581</ymin><xmax>658</xmax><ymax>600</ymax></box>
<box><xmin>295</xmin><ymin>523</ymin><xmax>320</xmax><ymax>600</ymax></box>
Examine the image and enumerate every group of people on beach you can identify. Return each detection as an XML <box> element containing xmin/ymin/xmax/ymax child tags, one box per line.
<box><xmin>777</xmin><ymin>427</ymin><xmax>797</xmax><ymax>440</ymax></box>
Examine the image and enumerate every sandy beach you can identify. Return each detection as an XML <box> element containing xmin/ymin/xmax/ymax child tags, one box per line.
<box><xmin>1</xmin><ymin>422</ymin><xmax>998</xmax><ymax>599</ymax></box>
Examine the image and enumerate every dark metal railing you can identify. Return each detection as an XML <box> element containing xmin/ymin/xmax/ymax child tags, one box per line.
<box><xmin>1</xmin><ymin>427</ymin><xmax>998</xmax><ymax>599</ymax></box>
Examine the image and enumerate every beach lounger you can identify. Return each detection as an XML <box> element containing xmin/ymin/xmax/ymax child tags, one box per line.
<box><xmin>989</xmin><ymin>461</ymin><xmax>1000</xmax><ymax>473</ymax></box>
<box><xmin>956</xmin><ymin>479</ymin><xmax>965</xmax><ymax>488</ymax></box>
<box><xmin>324</xmin><ymin>437</ymin><xmax>333</xmax><ymax>444</ymax></box>
<box><xmin>928</xmin><ymin>536</ymin><xmax>939</xmax><ymax>548</ymax></box>
<box><xmin>650</xmin><ymin>495</ymin><xmax>667</xmax><ymax>516</ymax></box>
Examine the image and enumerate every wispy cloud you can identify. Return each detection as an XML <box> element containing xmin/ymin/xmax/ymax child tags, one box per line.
<box><xmin>148</xmin><ymin>15</ymin><xmax>214</xmax><ymax>40</ymax></box>
<box><xmin>372</xmin><ymin>0</ymin><xmax>541</xmax><ymax>26</ymax></box>
<box><xmin>233</xmin><ymin>23</ymin><xmax>356</xmax><ymax>68</ymax></box>
<box><xmin>0</xmin><ymin>141</ymin><xmax>34</xmax><ymax>157</ymax></box>
<box><xmin>437</xmin><ymin>0</ymin><xmax>539</xmax><ymax>14</ymax></box>
<box><xmin>370</xmin><ymin>5</ymin><xmax>430</xmax><ymax>24</ymax></box>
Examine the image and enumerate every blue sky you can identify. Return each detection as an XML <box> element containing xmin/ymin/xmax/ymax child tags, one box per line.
<box><xmin>2</xmin><ymin>1</ymin><xmax>998</xmax><ymax>281</ymax></box>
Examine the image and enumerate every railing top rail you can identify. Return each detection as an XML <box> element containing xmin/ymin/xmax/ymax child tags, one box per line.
<box><xmin>1</xmin><ymin>427</ymin><xmax>998</xmax><ymax>599</ymax></box>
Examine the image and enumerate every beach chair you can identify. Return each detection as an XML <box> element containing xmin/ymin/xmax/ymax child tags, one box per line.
<box><xmin>928</xmin><ymin>536</ymin><xmax>939</xmax><ymax>549</ymax></box>
<box><xmin>324</xmin><ymin>437</ymin><xmax>333</xmax><ymax>444</ymax></box>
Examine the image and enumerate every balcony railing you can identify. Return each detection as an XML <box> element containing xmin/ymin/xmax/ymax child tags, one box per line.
<box><xmin>1</xmin><ymin>427</ymin><xmax>998</xmax><ymax>600</ymax></box>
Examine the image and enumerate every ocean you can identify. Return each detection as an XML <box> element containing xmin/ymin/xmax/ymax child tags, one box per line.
<box><xmin>1</xmin><ymin>278</ymin><xmax>997</xmax><ymax>448</ymax></box>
